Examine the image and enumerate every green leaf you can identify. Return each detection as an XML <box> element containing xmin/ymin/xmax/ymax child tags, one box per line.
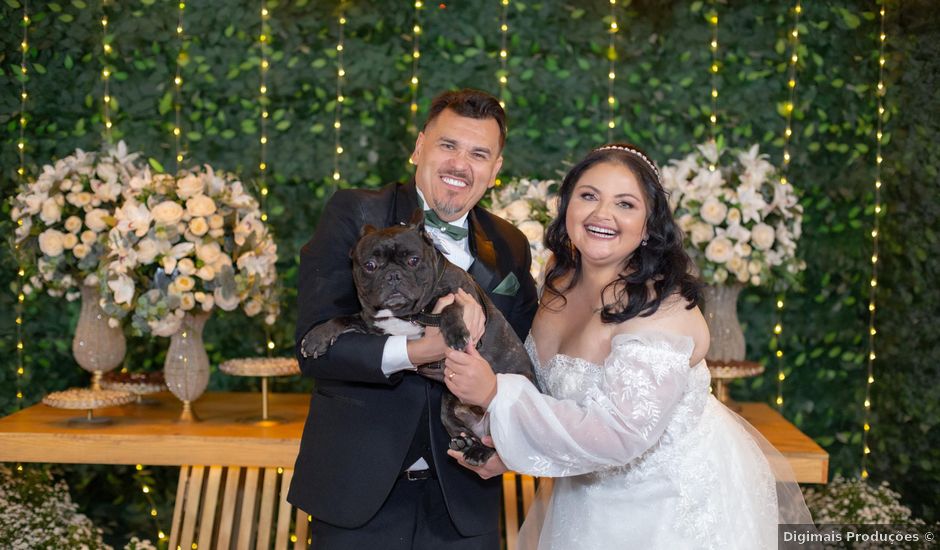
<box><xmin>158</xmin><ymin>92</ymin><xmax>172</xmax><ymax>115</ymax></box>
<box><xmin>839</xmin><ymin>9</ymin><xmax>861</xmax><ymax>29</ymax></box>
<box><xmin>148</xmin><ymin>158</ymin><xmax>165</xmax><ymax>173</ymax></box>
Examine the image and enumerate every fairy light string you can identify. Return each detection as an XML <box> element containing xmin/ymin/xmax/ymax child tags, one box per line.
<box><xmin>332</xmin><ymin>9</ymin><xmax>347</xmax><ymax>188</ymax></box>
<box><xmin>172</xmin><ymin>1</ymin><xmax>186</xmax><ymax>171</ymax></box>
<box><xmin>497</xmin><ymin>0</ymin><xmax>509</xmax><ymax>109</ymax></box>
<box><xmin>606</xmin><ymin>0</ymin><xmax>619</xmax><ymax>140</ymax></box>
<box><xmin>707</xmin><ymin>1</ymin><xmax>719</xmax><ymax>145</ymax></box>
<box><xmin>408</xmin><ymin>0</ymin><xmax>423</xmax><ymax>135</ymax></box>
<box><xmin>14</xmin><ymin>1</ymin><xmax>30</xmax><ymax>406</ymax></box>
<box><xmin>100</xmin><ymin>5</ymin><xmax>114</xmax><ymax>142</ymax></box>
<box><xmin>259</xmin><ymin>0</ymin><xmax>270</xmax><ymax>220</ymax></box>
<box><xmin>774</xmin><ymin>0</ymin><xmax>803</xmax><ymax>409</ymax></box>
<box><xmin>861</xmin><ymin>2</ymin><xmax>887</xmax><ymax>482</ymax></box>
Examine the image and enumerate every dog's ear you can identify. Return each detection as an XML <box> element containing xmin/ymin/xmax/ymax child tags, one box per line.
<box><xmin>408</xmin><ymin>208</ymin><xmax>425</xmax><ymax>227</ymax></box>
<box><xmin>407</xmin><ymin>208</ymin><xmax>434</xmax><ymax>245</ymax></box>
<box><xmin>359</xmin><ymin>224</ymin><xmax>378</xmax><ymax>238</ymax></box>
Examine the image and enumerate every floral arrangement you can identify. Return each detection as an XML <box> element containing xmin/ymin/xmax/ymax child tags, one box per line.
<box><xmin>488</xmin><ymin>177</ymin><xmax>560</xmax><ymax>283</ymax></box>
<box><xmin>0</xmin><ymin>464</ymin><xmax>157</xmax><ymax>550</ymax></box>
<box><xmin>802</xmin><ymin>475</ymin><xmax>924</xmax><ymax>525</ymax></box>
<box><xmin>10</xmin><ymin>141</ymin><xmax>149</xmax><ymax>300</ymax></box>
<box><xmin>99</xmin><ymin>165</ymin><xmax>280</xmax><ymax>336</ymax></box>
<box><xmin>660</xmin><ymin>142</ymin><xmax>805</xmax><ymax>286</ymax></box>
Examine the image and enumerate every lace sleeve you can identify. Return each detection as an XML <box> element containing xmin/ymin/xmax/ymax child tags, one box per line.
<box><xmin>488</xmin><ymin>333</ymin><xmax>693</xmax><ymax>477</ymax></box>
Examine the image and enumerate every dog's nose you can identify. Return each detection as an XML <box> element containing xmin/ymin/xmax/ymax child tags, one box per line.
<box><xmin>385</xmin><ymin>271</ymin><xmax>402</xmax><ymax>284</ymax></box>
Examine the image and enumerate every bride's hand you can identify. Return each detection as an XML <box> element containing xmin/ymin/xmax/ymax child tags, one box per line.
<box><xmin>444</xmin><ymin>345</ymin><xmax>497</xmax><ymax>408</ymax></box>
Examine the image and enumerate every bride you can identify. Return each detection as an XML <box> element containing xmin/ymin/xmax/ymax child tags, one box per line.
<box><xmin>443</xmin><ymin>144</ymin><xmax>812</xmax><ymax>549</ymax></box>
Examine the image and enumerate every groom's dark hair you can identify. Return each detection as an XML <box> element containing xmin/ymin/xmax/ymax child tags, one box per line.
<box><xmin>424</xmin><ymin>89</ymin><xmax>507</xmax><ymax>150</ymax></box>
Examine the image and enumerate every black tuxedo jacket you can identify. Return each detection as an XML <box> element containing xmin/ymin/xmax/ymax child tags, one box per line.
<box><xmin>287</xmin><ymin>181</ymin><xmax>538</xmax><ymax>535</ymax></box>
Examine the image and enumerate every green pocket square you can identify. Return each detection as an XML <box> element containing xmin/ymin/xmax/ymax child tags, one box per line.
<box><xmin>492</xmin><ymin>272</ymin><xmax>520</xmax><ymax>297</ymax></box>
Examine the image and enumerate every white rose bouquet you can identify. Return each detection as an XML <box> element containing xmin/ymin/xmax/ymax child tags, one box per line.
<box><xmin>98</xmin><ymin>165</ymin><xmax>280</xmax><ymax>336</ymax></box>
<box><xmin>488</xmin><ymin>177</ymin><xmax>560</xmax><ymax>283</ymax></box>
<box><xmin>660</xmin><ymin>142</ymin><xmax>805</xmax><ymax>287</ymax></box>
<box><xmin>9</xmin><ymin>141</ymin><xmax>149</xmax><ymax>300</ymax></box>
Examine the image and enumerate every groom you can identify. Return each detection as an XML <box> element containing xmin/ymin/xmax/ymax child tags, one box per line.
<box><xmin>288</xmin><ymin>89</ymin><xmax>538</xmax><ymax>549</ymax></box>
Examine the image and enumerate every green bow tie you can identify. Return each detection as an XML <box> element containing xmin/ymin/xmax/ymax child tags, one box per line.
<box><xmin>423</xmin><ymin>209</ymin><xmax>469</xmax><ymax>240</ymax></box>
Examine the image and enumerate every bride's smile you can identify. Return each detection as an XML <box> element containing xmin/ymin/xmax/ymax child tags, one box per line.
<box><xmin>566</xmin><ymin>161</ymin><xmax>649</xmax><ymax>268</ymax></box>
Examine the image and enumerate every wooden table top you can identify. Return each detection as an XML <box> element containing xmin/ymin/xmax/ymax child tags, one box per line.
<box><xmin>0</xmin><ymin>392</ymin><xmax>828</xmax><ymax>483</ymax></box>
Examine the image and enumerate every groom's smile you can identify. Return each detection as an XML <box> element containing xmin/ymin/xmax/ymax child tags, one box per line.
<box><xmin>412</xmin><ymin>108</ymin><xmax>503</xmax><ymax>222</ymax></box>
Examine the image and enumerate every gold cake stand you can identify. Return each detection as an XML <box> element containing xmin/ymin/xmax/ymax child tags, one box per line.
<box><xmin>219</xmin><ymin>357</ymin><xmax>300</xmax><ymax>425</ymax></box>
<box><xmin>42</xmin><ymin>388</ymin><xmax>135</xmax><ymax>426</ymax></box>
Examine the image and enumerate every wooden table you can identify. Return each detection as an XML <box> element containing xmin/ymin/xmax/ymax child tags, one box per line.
<box><xmin>0</xmin><ymin>392</ymin><xmax>827</xmax><ymax>483</ymax></box>
<box><xmin>0</xmin><ymin>391</ymin><xmax>304</xmax><ymax>467</ymax></box>
<box><xmin>0</xmin><ymin>392</ymin><xmax>827</xmax><ymax>549</ymax></box>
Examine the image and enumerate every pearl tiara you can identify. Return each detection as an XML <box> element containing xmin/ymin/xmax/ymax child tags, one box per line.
<box><xmin>593</xmin><ymin>144</ymin><xmax>661</xmax><ymax>181</ymax></box>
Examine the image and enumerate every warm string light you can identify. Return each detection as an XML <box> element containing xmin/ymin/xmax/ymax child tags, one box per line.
<box><xmin>15</xmin><ymin>1</ymin><xmax>30</xmax><ymax>406</ymax></box>
<box><xmin>605</xmin><ymin>0</ymin><xmax>619</xmax><ymax>140</ymax></box>
<box><xmin>258</xmin><ymin>1</ymin><xmax>276</xmax><ymax>355</ymax></box>
<box><xmin>132</xmin><ymin>464</ymin><xmax>164</xmax><ymax>542</ymax></box>
<box><xmin>100</xmin><ymin>4</ymin><xmax>114</xmax><ymax>142</ymax></box>
<box><xmin>332</xmin><ymin>9</ymin><xmax>347</xmax><ymax>188</ymax></box>
<box><xmin>861</xmin><ymin>2</ymin><xmax>887</xmax><ymax>482</ymax></box>
<box><xmin>173</xmin><ymin>1</ymin><xmax>186</xmax><ymax>171</ymax></box>
<box><xmin>707</xmin><ymin>2</ymin><xmax>720</xmax><ymax>144</ymax></box>
<box><xmin>407</xmin><ymin>0</ymin><xmax>424</xmax><ymax>135</ymax></box>
<box><xmin>774</xmin><ymin>0</ymin><xmax>802</xmax><ymax>409</ymax></box>
<box><xmin>258</xmin><ymin>0</ymin><xmax>270</xmax><ymax>222</ymax></box>
<box><xmin>497</xmin><ymin>0</ymin><xmax>509</xmax><ymax>109</ymax></box>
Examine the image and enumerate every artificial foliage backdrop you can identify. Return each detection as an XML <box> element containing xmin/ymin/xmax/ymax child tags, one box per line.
<box><xmin>1</xmin><ymin>0</ymin><xmax>937</xmax><ymax>543</ymax></box>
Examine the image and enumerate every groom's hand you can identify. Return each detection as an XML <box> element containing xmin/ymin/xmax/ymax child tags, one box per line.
<box><xmin>447</xmin><ymin>435</ymin><xmax>508</xmax><ymax>480</ymax></box>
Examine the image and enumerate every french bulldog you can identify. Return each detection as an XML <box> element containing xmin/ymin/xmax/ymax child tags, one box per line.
<box><xmin>301</xmin><ymin>210</ymin><xmax>536</xmax><ymax>466</ymax></box>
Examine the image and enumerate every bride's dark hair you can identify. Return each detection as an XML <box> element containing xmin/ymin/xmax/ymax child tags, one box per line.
<box><xmin>543</xmin><ymin>143</ymin><xmax>702</xmax><ymax>322</ymax></box>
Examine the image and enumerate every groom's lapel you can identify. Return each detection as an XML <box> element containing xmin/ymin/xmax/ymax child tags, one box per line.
<box><xmin>390</xmin><ymin>180</ymin><xmax>421</xmax><ymax>227</ymax></box>
<box><xmin>467</xmin><ymin>208</ymin><xmax>498</xmax><ymax>292</ymax></box>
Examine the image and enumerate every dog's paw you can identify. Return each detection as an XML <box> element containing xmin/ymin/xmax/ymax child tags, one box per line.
<box><xmin>462</xmin><ymin>442</ymin><xmax>496</xmax><ymax>467</ymax></box>
<box><xmin>440</xmin><ymin>318</ymin><xmax>470</xmax><ymax>351</ymax></box>
<box><xmin>302</xmin><ymin>325</ymin><xmax>340</xmax><ymax>359</ymax></box>
<box><xmin>449</xmin><ymin>433</ymin><xmax>477</xmax><ymax>452</ymax></box>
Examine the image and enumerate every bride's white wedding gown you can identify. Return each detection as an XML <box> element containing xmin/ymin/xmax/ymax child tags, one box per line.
<box><xmin>488</xmin><ymin>331</ymin><xmax>812</xmax><ymax>550</ymax></box>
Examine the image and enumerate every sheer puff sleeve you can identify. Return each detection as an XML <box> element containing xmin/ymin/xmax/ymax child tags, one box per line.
<box><xmin>488</xmin><ymin>332</ymin><xmax>695</xmax><ymax>478</ymax></box>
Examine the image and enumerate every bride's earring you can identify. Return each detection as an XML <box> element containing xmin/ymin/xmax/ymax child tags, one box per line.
<box><xmin>641</xmin><ymin>238</ymin><xmax>648</xmax><ymax>246</ymax></box>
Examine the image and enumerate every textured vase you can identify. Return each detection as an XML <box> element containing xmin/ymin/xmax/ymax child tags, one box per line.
<box><xmin>701</xmin><ymin>284</ymin><xmax>746</xmax><ymax>362</ymax></box>
<box><xmin>72</xmin><ymin>284</ymin><xmax>126</xmax><ymax>389</ymax></box>
<box><xmin>164</xmin><ymin>311</ymin><xmax>211</xmax><ymax>421</ymax></box>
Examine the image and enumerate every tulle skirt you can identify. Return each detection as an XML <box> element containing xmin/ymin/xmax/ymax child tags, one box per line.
<box><xmin>517</xmin><ymin>397</ymin><xmax>813</xmax><ymax>550</ymax></box>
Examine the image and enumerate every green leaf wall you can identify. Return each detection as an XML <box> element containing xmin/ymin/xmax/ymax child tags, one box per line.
<box><xmin>1</xmin><ymin>0</ymin><xmax>937</xmax><ymax>540</ymax></box>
